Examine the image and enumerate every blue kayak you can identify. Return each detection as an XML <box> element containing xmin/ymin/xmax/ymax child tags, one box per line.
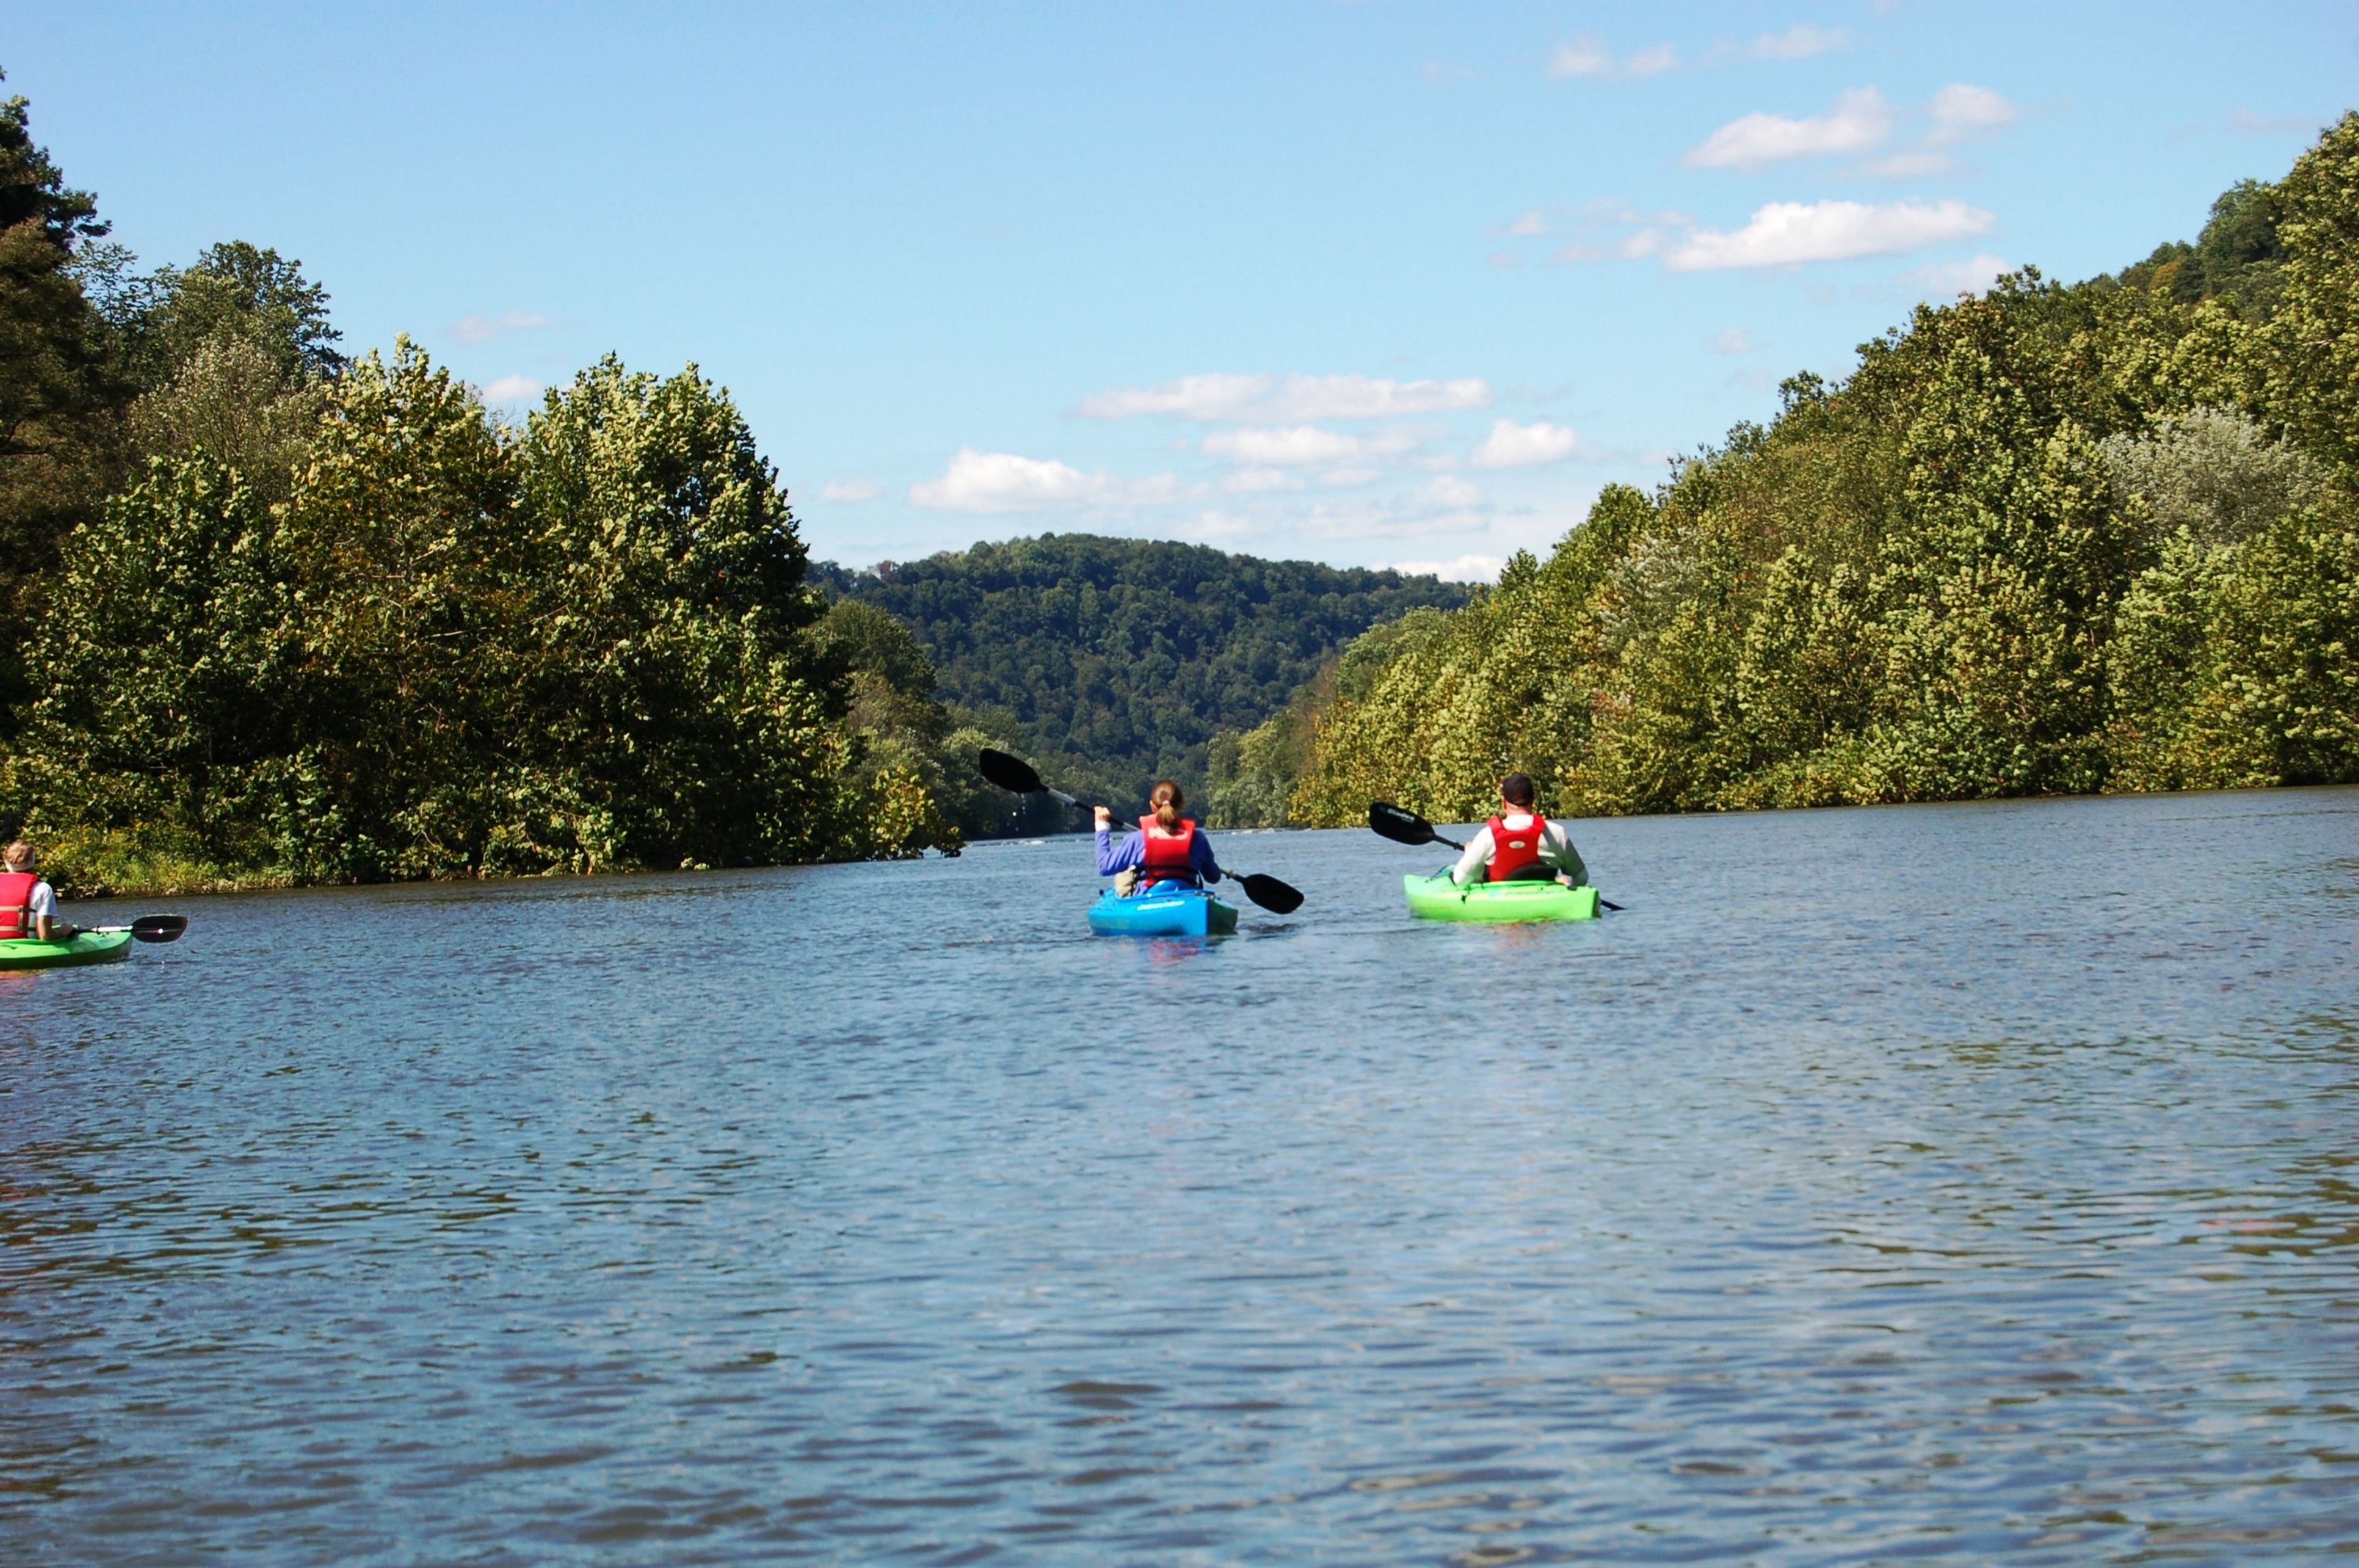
<box><xmin>1087</xmin><ymin>884</ymin><xmax>1239</xmax><ymax>937</ymax></box>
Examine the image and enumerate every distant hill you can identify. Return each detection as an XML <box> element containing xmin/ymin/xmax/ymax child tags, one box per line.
<box><xmin>813</xmin><ymin>534</ymin><xmax>1474</xmax><ymax>818</ymax></box>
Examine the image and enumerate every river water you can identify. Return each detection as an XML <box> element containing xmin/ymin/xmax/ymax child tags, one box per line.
<box><xmin>3</xmin><ymin>787</ymin><xmax>2355</xmax><ymax>1565</ymax></box>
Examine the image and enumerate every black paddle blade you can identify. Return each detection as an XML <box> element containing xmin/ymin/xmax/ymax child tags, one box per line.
<box><xmin>130</xmin><ymin>914</ymin><xmax>188</xmax><ymax>943</ymax></box>
<box><xmin>977</xmin><ymin>747</ymin><xmax>1045</xmax><ymax>795</ymax></box>
<box><xmin>1367</xmin><ymin>801</ymin><xmax>1436</xmax><ymax>846</ymax></box>
<box><xmin>1235</xmin><ymin>872</ymin><xmax>1303</xmax><ymax>915</ymax></box>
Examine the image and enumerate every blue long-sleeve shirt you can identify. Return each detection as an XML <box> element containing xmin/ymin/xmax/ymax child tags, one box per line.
<box><xmin>1095</xmin><ymin>822</ymin><xmax>1223</xmax><ymax>884</ymax></box>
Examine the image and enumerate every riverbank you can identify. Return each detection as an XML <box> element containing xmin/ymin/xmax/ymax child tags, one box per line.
<box><xmin>37</xmin><ymin>774</ymin><xmax>2332</xmax><ymax>900</ymax></box>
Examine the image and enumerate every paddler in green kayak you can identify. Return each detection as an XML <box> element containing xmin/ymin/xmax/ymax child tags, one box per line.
<box><xmin>1</xmin><ymin>838</ymin><xmax>80</xmax><ymax>943</ymax></box>
<box><xmin>1450</xmin><ymin>774</ymin><xmax>1589</xmax><ymax>888</ymax></box>
<box><xmin>1093</xmin><ymin>780</ymin><xmax>1226</xmax><ymax>897</ymax></box>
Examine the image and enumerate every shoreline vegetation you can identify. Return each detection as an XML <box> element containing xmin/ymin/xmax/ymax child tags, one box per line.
<box><xmin>2</xmin><ymin>64</ymin><xmax>2353</xmax><ymax>899</ymax></box>
<box><xmin>1202</xmin><ymin>119</ymin><xmax>2359</xmax><ymax>828</ymax></box>
<box><xmin>0</xmin><ymin>70</ymin><xmax>1466</xmax><ymax>899</ymax></box>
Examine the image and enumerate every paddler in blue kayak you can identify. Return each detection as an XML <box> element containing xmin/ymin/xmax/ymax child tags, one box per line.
<box><xmin>1093</xmin><ymin>780</ymin><xmax>1224</xmax><ymax>897</ymax></box>
<box><xmin>1450</xmin><ymin>773</ymin><xmax>1589</xmax><ymax>887</ymax></box>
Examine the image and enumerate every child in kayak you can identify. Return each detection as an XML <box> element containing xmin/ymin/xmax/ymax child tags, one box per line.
<box><xmin>1</xmin><ymin>839</ymin><xmax>80</xmax><ymax>942</ymax></box>
<box><xmin>1094</xmin><ymin>781</ymin><xmax>1224</xmax><ymax>897</ymax></box>
<box><xmin>1450</xmin><ymin>774</ymin><xmax>1589</xmax><ymax>888</ymax></box>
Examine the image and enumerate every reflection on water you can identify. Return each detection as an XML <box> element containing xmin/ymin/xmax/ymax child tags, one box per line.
<box><xmin>2</xmin><ymin>787</ymin><xmax>2356</xmax><ymax>1564</ymax></box>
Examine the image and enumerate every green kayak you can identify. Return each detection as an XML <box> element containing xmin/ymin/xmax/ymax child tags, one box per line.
<box><xmin>0</xmin><ymin>930</ymin><xmax>134</xmax><ymax>971</ymax></box>
<box><xmin>1403</xmin><ymin>872</ymin><xmax>1600</xmax><ymax>924</ymax></box>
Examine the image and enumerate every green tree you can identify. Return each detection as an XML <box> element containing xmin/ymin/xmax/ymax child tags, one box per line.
<box><xmin>6</xmin><ymin>454</ymin><xmax>305</xmax><ymax>889</ymax></box>
<box><xmin>819</xmin><ymin>534</ymin><xmax>1471</xmax><ymax>819</ymax></box>
<box><xmin>132</xmin><ymin>240</ymin><xmax>344</xmax><ymax>386</ymax></box>
<box><xmin>515</xmin><ymin>355</ymin><xmax>893</xmax><ymax>867</ymax></box>
<box><xmin>0</xmin><ymin>74</ymin><xmax>122</xmax><ymax>733</ymax></box>
<box><xmin>278</xmin><ymin>337</ymin><xmax>525</xmax><ymax>880</ymax></box>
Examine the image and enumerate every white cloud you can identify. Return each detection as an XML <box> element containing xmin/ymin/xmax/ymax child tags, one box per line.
<box><xmin>909</xmin><ymin>449</ymin><xmax>1187</xmax><ymax>512</ymax></box>
<box><xmin>820</xmin><ymin>479</ymin><xmax>881</xmax><ymax>504</ymax></box>
<box><xmin>1548</xmin><ymin>36</ymin><xmax>1677</xmax><ymax>80</ymax></box>
<box><xmin>1203</xmin><ymin>426</ymin><xmax>1372</xmax><ymax>466</ymax></box>
<box><xmin>2224</xmin><ymin>110</ymin><xmax>2323</xmax><ymax>136</ymax></box>
<box><xmin>451</xmin><ymin>310</ymin><xmax>551</xmax><ymax>345</ymax></box>
<box><xmin>1624</xmin><ymin>43</ymin><xmax>1680</xmax><ymax>77</ymax></box>
<box><xmin>1223</xmin><ymin>466</ymin><xmax>1301</xmax><ymax>494</ymax></box>
<box><xmin>1754</xmin><ymin>23</ymin><xmax>1850</xmax><ymax>60</ymax></box>
<box><xmin>1503</xmin><ymin>209</ymin><xmax>1549</xmax><ymax>237</ymax></box>
<box><xmin>1713</xmin><ymin>328</ymin><xmax>1754</xmax><ymax>354</ymax></box>
<box><xmin>1387</xmin><ymin>554</ymin><xmax>1504</xmax><ymax>583</ymax></box>
<box><xmin>1176</xmin><ymin>510</ymin><xmax>1260</xmax><ymax>543</ymax></box>
<box><xmin>1294</xmin><ymin>497</ymin><xmax>1491</xmax><ymax>540</ymax></box>
<box><xmin>1856</xmin><ymin>150</ymin><xmax>1959</xmax><ymax>179</ymax></box>
<box><xmin>481</xmin><ymin>375</ymin><xmax>544</xmax><ymax>402</ymax></box>
<box><xmin>1470</xmin><ymin>419</ymin><xmax>1583</xmax><ymax>469</ymax></box>
<box><xmin>1664</xmin><ymin>199</ymin><xmax>1995</xmax><ymax>271</ymax></box>
<box><xmin>1686</xmin><ymin>88</ymin><xmax>1891</xmax><ymax>169</ymax></box>
<box><xmin>1547</xmin><ymin>37</ymin><xmax>1612</xmax><ymax>78</ymax></box>
<box><xmin>1080</xmin><ymin>372</ymin><xmax>1490</xmax><ymax>423</ymax></box>
<box><xmin>1928</xmin><ymin>84</ymin><xmax>2017</xmax><ymax>144</ymax></box>
<box><xmin>1915</xmin><ymin>252</ymin><xmax>2012</xmax><ymax>297</ymax></box>
<box><xmin>1419</xmin><ymin>474</ymin><xmax>1484</xmax><ymax>507</ymax></box>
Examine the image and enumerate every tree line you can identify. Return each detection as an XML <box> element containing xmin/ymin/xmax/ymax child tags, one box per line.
<box><xmin>816</xmin><ymin>536</ymin><xmax>1471</xmax><ymax>823</ymax></box>
<box><xmin>1209</xmin><ymin>118</ymin><xmax>2359</xmax><ymax>827</ymax></box>
<box><xmin>0</xmin><ymin>74</ymin><xmax>961</xmax><ymax>893</ymax></box>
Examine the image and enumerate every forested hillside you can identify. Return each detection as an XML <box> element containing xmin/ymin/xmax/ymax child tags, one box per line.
<box><xmin>1213</xmin><ymin>117</ymin><xmax>2359</xmax><ymax>826</ymax></box>
<box><xmin>0</xmin><ymin>74</ymin><xmax>960</xmax><ymax>893</ymax></box>
<box><xmin>816</xmin><ymin>537</ymin><xmax>1469</xmax><ymax>819</ymax></box>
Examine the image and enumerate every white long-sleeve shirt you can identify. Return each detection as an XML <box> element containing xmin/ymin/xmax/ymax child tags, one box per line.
<box><xmin>1449</xmin><ymin>813</ymin><xmax>1588</xmax><ymax>887</ymax></box>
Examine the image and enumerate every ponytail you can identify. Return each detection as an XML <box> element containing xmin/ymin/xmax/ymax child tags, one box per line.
<box><xmin>1149</xmin><ymin>779</ymin><xmax>1184</xmax><ymax>831</ymax></box>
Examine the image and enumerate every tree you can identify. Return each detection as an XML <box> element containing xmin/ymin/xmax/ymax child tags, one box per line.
<box><xmin>0</xmin><ymin>74</ymin><xmax>123</xmax><ymax>733</ymax></box>
<box><xmin>6</xmin><ymin>454</ymin><xmax>305</xmax><ymax>889</ymax></box>
<box><xmin>133</xmin><ymin>241</ymin><xmax>344</xmax><ymax>386</ymax></box>
<box><xmin>515</xmin><ymin>355</ymin><xmax>880</xmax><ymax>867</ymax></box>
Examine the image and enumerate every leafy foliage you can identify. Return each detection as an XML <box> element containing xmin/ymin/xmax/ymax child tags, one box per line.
<box><xmin>1257</xmin><ymin>119</ymin><xmax>2359</xmax><ymax>826</ymax></box>
<box><xmin>0</xmin><ymin>74</ymin><xmax>123</xmax><ymax>729</ymax></box>
<box><xmin>4</xmin><ymin>338</ymin><xmax>960</xmax><ymax>892</ymax></box>
<box><xmin>0</xmin><ymin>72</ymin><xmax>968</xmax><ymax>892</ymax></box>
<box><xmin>816</xmin><ymin>536</ymin><xmax>1471</xmax><ymax>819</ymax></box>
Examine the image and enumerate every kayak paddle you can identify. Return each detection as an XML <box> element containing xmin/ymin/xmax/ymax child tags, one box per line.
<box><xmin>977</xmin><ymin>748</ymin><xmax>1304</xmax><ymax>915</ymax></box>
<box><xmin>1369</xmin><ymin>800</ymin><xmax>1468</xmax><ymax>852</ymax></box>
<box><xmin>1367</xmin><ymin>802</ymin><xmax>1623</xmax><ymax>911</ymax></box>
<box><xmin>978</xmin><ymin>747</ymin><xmax>1079</xmax><ymax>806</ymax></box>
<box><xmin>93</xmin><ymin>915</ymin><xmax>190</xmax><ymax>943</ymax></box>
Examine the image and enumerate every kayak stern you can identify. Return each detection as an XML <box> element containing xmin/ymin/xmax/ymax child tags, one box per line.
<box><xmin>1088</xmin><ymin>886</ymin><xmax>1240</xmax><ymax>937</ymax></box>
<box><xmin>1402</xmin><ymin>872</ymin><xmax>1599</xmax><ymax>923</ymax></box>
<box><xmin>0</xmin><ymin>930</ymin><xmax>136</xmax><ymax>971</ymax></box>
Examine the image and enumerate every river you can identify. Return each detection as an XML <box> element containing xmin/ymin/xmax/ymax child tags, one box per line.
<box><xmin>3</xmin><ymin>786</ymin><xmax>2354</xmax><ymax>1564</ymax></box>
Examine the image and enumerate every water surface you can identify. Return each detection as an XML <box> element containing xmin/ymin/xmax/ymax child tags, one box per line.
<box><xmin>4</xmin><ymin>787</ymin><xmax>2356</xmax><ymax>1564</ymax></box>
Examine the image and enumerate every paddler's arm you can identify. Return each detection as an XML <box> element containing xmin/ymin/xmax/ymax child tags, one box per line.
<box><xmin>1191</xmin><ymin>832</ymin><xmax>1223</xmax><ymax>884</ymax></box>
<box><xmin>29</xmin><ymin>883</ymin><xmax>76</xmax><ymax>941</ymax></box>
<box><xmin>1543</xmin><ymin>822</ymin><xmax>1589</xmax><ymax>887</ymax></box>
<box><xmin>1092</xmin><ymin>807</ymin><xmax>1142</xmax><ymax>876</ymax></box>
<box><xmin>1449</xmin><ymin>825</ymin><xmax>1493</xmax><ymax>886</ymax></box>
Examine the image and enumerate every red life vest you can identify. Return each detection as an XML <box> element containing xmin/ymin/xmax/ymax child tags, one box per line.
<box><xmin>1138</xmin><ymin>816</ymin><xmax>1198</xmax><ymax>885</ymax></box>
<box><xmin>1484</xmin><ymin>813</ymin><xmax>1547</xmax><ymax>882</ymax></box>
<box><xmin>0</xmin><ymin>870</ymin><xmax>37</xmax><ymax>939</ymax></box>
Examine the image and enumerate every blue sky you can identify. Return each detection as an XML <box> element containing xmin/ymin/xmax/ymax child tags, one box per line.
<box><xmin>11</xmin><ymin>2</ymin><xmax>2355</xmax><ymax>579</ymax></box>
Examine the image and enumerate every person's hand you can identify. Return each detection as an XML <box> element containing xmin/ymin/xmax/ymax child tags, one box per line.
<box><xmin>1092</xmin><ymin>805</ymin><xmax>1113</xmax><ymax>830</ymax></box>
